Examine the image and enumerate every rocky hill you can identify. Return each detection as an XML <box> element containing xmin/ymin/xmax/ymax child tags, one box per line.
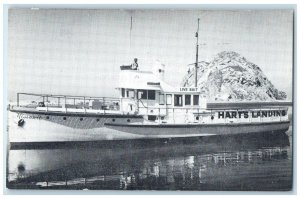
<box><xmin>181</xmin><ymin>51</ymin><xmax>287</xmax><ymax>101</ymax></box>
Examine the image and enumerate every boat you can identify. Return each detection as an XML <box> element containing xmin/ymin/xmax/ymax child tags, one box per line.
<box><xmin>8</xmin><ymin>19</ymin><xmax>291</xmax><ymax>144</ymax></box>
<box><xmin>8</xmin><ymin>73</ymin><xmax>291</xmax><ymax>143</ymax></box>
<box><xmin>7</xmin><ymin>66</ymin><xmax>292</xmax><ymax>143</ymax></box>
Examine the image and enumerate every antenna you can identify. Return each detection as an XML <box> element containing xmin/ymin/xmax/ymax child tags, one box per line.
<box><xmin>195</xmin><ymin>18</ymin><xmax>200</xmax><ymax>87</ymax></box>
<box><xmin>130</xmin><ymin>16</ymin><xmax>133</xmax><ymax>48</ymax></box>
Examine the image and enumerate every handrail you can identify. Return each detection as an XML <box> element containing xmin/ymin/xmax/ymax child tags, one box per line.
<box><xmin>16</xmin><ymin>93</ymin><xmax>121</xmax><ymax>107</ymax></box>
<box><xmin>16</xmin><ymin>92</ymin><xmax>120</xmax><ymax>101</ymax></box>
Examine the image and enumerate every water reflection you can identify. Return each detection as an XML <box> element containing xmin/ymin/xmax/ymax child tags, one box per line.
<box><xmin>7</xmin><ymin>131</ymin><xmax>292</xmax><ymax>191</ymax></box>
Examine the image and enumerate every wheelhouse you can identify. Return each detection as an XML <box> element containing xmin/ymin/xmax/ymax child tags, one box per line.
<box><xmin>116</xmin><ymin>69</ymin><xmax>207</xmax><ymax>122</ymax></box>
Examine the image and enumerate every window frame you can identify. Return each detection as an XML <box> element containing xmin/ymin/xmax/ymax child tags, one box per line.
<box><xmin>193</xmin><ymin>95</ymin><xmax>199</xmax><ymax>106</ymax></box>
<box><xmin>174</xmin><ymin>94</ymin><xmax>183</xmax><ymax>107</ymax></box>
<box><xmin>166</xmin><ymin>94</ymin><xmax>172</xmax><ymax>105</ymax></box>
<box><xmin>185</xmin><ymin>94</ymin><xmax>191</xmax><ymax>106</ymax></box>
<box><xmin>127</xmin><ymin>89</ymin><xmax>135</xmax><ymax>99</ymax></box>
<box><xmin>159</xmin><ymin>93</ymin><xmax>165</xmax><ymax>105</ymax></box>
<box><xmin>137</xmin><ymin>89</ymin><xmax>147</xmax><ymax>100</ymax></box>
<box><xmin>148</xmin><ymin>90</ymin><xmax>156</xmax><ymax>100</ymax></box>
<box><xmin>121</xmin><ymin>88</ymin><xmax>125</xmax><ymax>98</ymax></box>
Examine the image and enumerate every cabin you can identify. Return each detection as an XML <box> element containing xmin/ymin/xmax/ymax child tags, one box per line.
<box><xmin>116</xmin><ymin>67</ymin><xmax>208</xmax><ymax>123</ymax></box>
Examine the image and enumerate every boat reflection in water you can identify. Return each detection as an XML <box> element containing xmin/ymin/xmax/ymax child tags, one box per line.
<box><xmin>7</xmin><ymin>129</ymin><xmax>292</xmax><ymax>191</ymax></box>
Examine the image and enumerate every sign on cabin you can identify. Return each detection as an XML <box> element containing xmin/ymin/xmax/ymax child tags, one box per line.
<box><xmin>179</xmin><ymin>87</ymin><xmax>199</xmax><ymax>92</ymax></box>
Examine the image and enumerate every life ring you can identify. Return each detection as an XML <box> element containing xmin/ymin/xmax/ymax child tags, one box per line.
<box><xmin>18</xmin><ymin>119</ymin><xmax>25</xmax><ymax>127</ymax></box>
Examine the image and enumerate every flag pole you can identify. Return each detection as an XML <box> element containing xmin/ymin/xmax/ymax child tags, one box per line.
<box><xmin>130</xmin><ymin>15</ymin><xmax>132</xmax><ymax>49</ymax></box>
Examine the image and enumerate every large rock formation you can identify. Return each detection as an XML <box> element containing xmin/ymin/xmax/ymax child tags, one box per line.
<box><xmin>181</xmin><ymin>51</ymin><xmax>287</xmax><ymax>101</ymax></box>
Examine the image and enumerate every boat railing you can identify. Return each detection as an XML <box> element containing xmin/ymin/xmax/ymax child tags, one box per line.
<box><xmin>15</xmin><ymin>92</ymin><xmax>122</xmax><ymax>114</ymax></box>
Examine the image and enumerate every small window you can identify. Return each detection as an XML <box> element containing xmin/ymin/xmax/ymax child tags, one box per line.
<box><xmin>166</xmin><ymin>94</ymin><xmax>172</xmax><ymax>105</ymax></box>
<box><xmin>159</xmin><ymin>93</ymin><xmax>165</xmax><ymax>105</ymax></box>
<box><xmin>193</xmin><ymin>95</ymin><xmax>199</xmax><ymax>105</ymax></box>
<box><xmin>138</xmin><ymin>90</ymin><xmax>147</xmax><ymax>99</ymax></box>
<box><xmin>127</xmin><ymin>90</ymin><xmax>135</xmax><ymax>99</ymax></box>
<box><xmin>185</xmin><ymin>95</ymin><xmax>191</xmax><ymax>105</ymax></box>
<box><xmin>63</xmin><ymin>117</ymin><xmax>67</xmax><ymax>120</ymax></box>
<box><xmin>80</xmin><ymin>118</ymin><xmax>83</xmax><ymax>121</ymax></box>
<box><xmin>174</xmin><ymin>95</ymin><xmax>183</xmax><ymax>106</ymax></box>
<box><xmin>121</xmin><ymin>88</ymin><xmax>125</xmax><ymax>97</ymax></box>
<box><xmin>148</xmin><ymin>90</ymin><xmax>156</xmax><ymax>100</ymax></box>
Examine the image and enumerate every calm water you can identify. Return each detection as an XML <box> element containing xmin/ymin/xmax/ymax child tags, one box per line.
<box><xmin>7</xmin><ymin>126</ymin><xmax>293</xmax><ymax>191</ymax></box>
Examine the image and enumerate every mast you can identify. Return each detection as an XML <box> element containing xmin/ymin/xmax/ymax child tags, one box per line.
<box><xmin>195</xmin><ymin>18</ymin><xmax>200</xmax><ymax>87</ymax></box>
<box><xmin>130</xmin><ymin>15</ymin><xmax>133</xmax><ymax>49</ymax></box>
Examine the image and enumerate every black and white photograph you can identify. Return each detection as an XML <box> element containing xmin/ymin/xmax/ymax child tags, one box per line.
<box><xmin>5</xmin><ymin>7</ymin><xmax>294</xmax><ymax>191</ymax></box>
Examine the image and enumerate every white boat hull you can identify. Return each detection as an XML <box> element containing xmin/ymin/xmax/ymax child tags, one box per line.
<box><xmin>8</xmin><ymin>110</ymin><xmax>290</xmax><ymax>143</ymax></box>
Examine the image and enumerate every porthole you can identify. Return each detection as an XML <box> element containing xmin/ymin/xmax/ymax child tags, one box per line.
<box><xmin>211</xmin><ymin>116</ymin><xmax>214</xmax><ymax>120</ymax></box>
<box><xmin>127</xmin><ymin>119</ymin><xmax>130</xmax><ymax>122</ymax></box>
<box><xmin>196</xmin><ymin>116</ymin><xmax>199</xmax><ymax>120</ymax></box>
<box><xmin>96</xmin><ymin>118</ymin><xmax>100</xmax><ymax>122</ymax></box>
<box><xmin>112</xmin><ymin>119</ymin><xmax>115</xmax><ymax>122</ymax></box>
<box><xmin>80</xmin><ymin>118</ymin><xmax>83</xmax><ymax>121</ymax></box>
<box><xmin>63</xmin><ymin>117</ymin><xmax>66</xmax><ymax>120</ymax></box>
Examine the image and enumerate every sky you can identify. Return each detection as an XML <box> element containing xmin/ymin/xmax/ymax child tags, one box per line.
<box><xmin>8</xmin><ymin>9</ymin><xmax>293</xmax><ymax>101</ymax></box>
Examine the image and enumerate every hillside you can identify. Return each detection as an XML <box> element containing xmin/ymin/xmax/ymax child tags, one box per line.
<box><xmin>181</xmin><ymin>51</ymin><xmax>287</xmax><ymax>101</ymax></box>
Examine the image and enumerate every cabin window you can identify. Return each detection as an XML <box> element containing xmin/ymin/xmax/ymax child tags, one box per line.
<box><xmin>193</xmin><ymin>95</ymin><xmax>199</xmax><ymax>105</ymax></box>
<box><xmin>174</xmin><ymin>95</ymin><xmax>183</xmax><ymax>106</ymax></box>
<box><xmin>127</xmin><ymin>90</ymin><xmax>135</xmax><ymax>99</ymax></box>
<box><xmin>159</xmin><ymin>93</ymin><xmax>165</xmax><ymax>105</ymax></box>
<box><xmin>185</xmin><ymin>95</ymin><xmax>191</xmax><ymax>105</ymax></box>
<box><xmin>138</xmin><ymin>90</ymin><xmax>155</xmax><ymax>100</ymax></box>
<box><xmin>121</xmin><ymin>88</ymin><xmax>125</xmax><ymax>97</ymax></box>
<box><xmin>166</xmin><ymin>94</ymin><xmax>172</xmax><ymax>105</ymax></box>
<box><xmin>138</xmin><ymin>90</ymin><xmax>147</xmax><ymax>100</ymax></box>
<box><xmin>148</xmin><ymin>90</ymin><xmax>156</xmax><ymax>100</ymax></box>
